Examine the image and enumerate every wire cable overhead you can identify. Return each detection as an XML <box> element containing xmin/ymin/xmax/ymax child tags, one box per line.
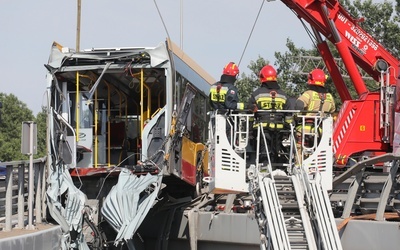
<box><xmin>238</xmin><ymin>0</ymin><xmax>266</xmax><ymax>67</ymax></box>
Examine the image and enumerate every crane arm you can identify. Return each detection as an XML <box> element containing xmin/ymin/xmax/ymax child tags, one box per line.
<box><xmin>279</xmin><ymin>0</ymin><xmax>399</xmax><ymax>96</ymax></box>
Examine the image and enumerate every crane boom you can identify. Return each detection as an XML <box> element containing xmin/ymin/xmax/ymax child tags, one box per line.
<box><xmin>270</xmin><ymin>0</ymin><xmax>400</xmax><ymax>166</ymax></box>
<box><xmin>280</xmin><ymin>0</ymin><xmax>399</xmax><ymax>92</ymax></box>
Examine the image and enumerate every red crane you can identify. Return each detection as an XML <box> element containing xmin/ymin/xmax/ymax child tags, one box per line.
<box><xmin>278</xmin><ymin>0</ymin><xmax>400</xmax><ymax>166</ymax></box>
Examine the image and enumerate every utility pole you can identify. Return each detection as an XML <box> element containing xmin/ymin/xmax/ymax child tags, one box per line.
<box><xmin>180</xmin><ymin>0</ymin><xmax>183</xmax><ymax>49</ymax></box>
<box><xmin>76</xmin><ymin>0</ymin><xmax>81</xmax><ymax>141</ymax></box>
<box><xmin>76</xmin><ymin>0</ymin><xmax>81</xmax><ymax>51</ymax></box>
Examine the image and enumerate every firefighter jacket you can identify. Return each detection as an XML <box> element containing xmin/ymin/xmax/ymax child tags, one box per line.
<box><xmin>295</xmin><ymin>85</ymin><xmax>335</xmax><ymax>114</ymax></box>
<box><xmin>295</xmin><ymin>86</ymin><xmax>335</xmax><ymax>144</ymax></box>
<box><xmin>247</xmin><ymin>81</ymin><xmax>290</xmax><ymax>128</ymax></box>
<box><xmin>209</xmin><ymin>74</ymin><xmax>244</xmax><ymax>110</ymax></box>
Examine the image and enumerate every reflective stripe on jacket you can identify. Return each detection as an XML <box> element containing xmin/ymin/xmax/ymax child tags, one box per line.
<box><xmin>248</xmin><ymin>83</ymin><xmax>290</xmax><ymax>125</ymax></box>
<box><xmin>297</xmin><ymin>90</ymin><xmax>335</xmax><ymax>114</ymax></box>
<box><xmin>254</xmin><ymin>91</ymin><xmax>287</xmax><ymax>110</ymax></box>
<box><xmin>209</xmin><ymin>82</ymin><xmax>243</xmax><ymax>110</ymax></box>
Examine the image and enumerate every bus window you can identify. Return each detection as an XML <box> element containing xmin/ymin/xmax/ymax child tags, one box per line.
<box><xmin>69</xmin><ymin>92</ymin><xmax>93</xmax><ymax>129</ymax></box>
<box><xmin>191</xmin><ymin>92</ymin><xmax>207</xmax><ymax>143</ymax></box>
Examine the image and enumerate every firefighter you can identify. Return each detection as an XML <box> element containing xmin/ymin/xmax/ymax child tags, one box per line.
<box><xmin>247</xmin><ymin>65</ymin><xmax>291</xmax><ymax>166</ymax></box>
<box><xmin>295</xmin><ymin>68</ymin><xmax>335</xmax><ymax>113</ymax></box>
<box><xmin>295</xmin><ymin>68</ymin><xmax>336</xmax><ymax>162</ymax></box>
<box><xmin>209</xmin><ymin>62</ymin><xmax>244</xmax><ymax>110</ymax></box>
<box><xmin>209</xmin><ymin>62</ymin><xmax>244</xmax><ymax>146</ymax></box>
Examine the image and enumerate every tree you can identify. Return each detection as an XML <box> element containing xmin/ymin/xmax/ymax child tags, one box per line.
<box><xmin>35</xmin><ymin>107</ymin><xmax>48</xmax><ymax>158</ymax></box>
<box><xmin>273</xmin><ymin>40</ymin><xmax>349</xmax><ymax>106</ymax></box>
<box><xmin>0</xmin><ymin>93</ymin><xmax>34</xmax><ymax>161</ymax></box>
<box><xmin>236</xmin><ymin>56</ymin><xmax>271</xmax><ymax>103</ymax></box>
<box><xmin>341</xmin><ymin>0</ymin><xmax>400</xmax><ymax>58</ymax></box>
<box><xmin>236</xmin><ymin>41</ymin><xmax>318</xmax><ymax>102</ymax></box>
<box><xmin>274</xmin><ymin>39</ymin><xmax>317</xmax><ymax>98</ymax></box>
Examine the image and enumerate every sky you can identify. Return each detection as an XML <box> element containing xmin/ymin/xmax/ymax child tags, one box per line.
<box><xmin>0</xmin><ymin>0</ymin><xmax>316</xmax><ymax>115</ymax></box>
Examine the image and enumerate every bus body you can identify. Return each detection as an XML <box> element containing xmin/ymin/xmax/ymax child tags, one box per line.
<box><xmin>45</xmin><ymin>39</ymin><xmax>213</xmax><ymax>248</ymax></box>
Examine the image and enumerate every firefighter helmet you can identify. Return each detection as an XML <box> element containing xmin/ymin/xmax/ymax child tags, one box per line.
<box><xmin>308</xmin><ymin>69</ymin><xmax>327</xmax><ymax>87</ymax></box>
<box><xmin>222</xmin><ymin>62</ymin><xmax>239</xmax><ymax>77</ymax></box>
<box><xmin>259</xmin><ymin>65</ymin><xmax>277</xmax><ymax>83</ymax></box>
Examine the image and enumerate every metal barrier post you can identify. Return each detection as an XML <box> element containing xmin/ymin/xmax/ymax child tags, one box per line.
<box><xmin>27</xmin><ymin>122</ymin><xmax>35</xmax><ymax>230</ymax></box>
<box><xmin>41</xmin><ymin>160</ymin><xmax>47</xmax><ymax>220</ymax></box>
<box><xmin>0</xmin><ymin>158</ymin><xmax>47</xmax><ymax>232</ymax></box>
<box><xmin>4</xmin><ymin>165</ymin><xmax>13</xmax><ymax>231</ymax></box>
<box><xmin>21</xmin><ymin>121</ymin><xmax>37</xmax><ymax>230</ymax></box>
<box><xmin>35</xmin><ymin>163</ymin><xmax>42</xmax><ymax>224</ymax></box>
<box><xmin>17</xmin><ymin>164</ymin><xmax>25</xmax><ymax>229</ymax></box>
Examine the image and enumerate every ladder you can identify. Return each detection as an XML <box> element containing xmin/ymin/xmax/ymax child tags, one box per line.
<box><xmin>250</xmin><ymin>168</ymin><xmax>343</xmax><ymax>250</ymax></box>
<box><xmin>250</xmin><ymin>115</ymin><xmax>342</xmax><ymax>249</ymax></box>
<box><xmin>249</xmin><ymin>170</ymin><xmax>317</xmax><ymax>250</ymax></box>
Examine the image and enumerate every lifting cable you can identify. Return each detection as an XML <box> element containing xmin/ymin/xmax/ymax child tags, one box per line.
<box><xmin>153</xmin><ymin>0</ymin><xmax>171</xmax><ymax>41</ymax></box>
<box><xmin>297</xmin><ymin>11</ymin><xmax>350</xmax><ymax>76</ymax></box>
<box><xmin>238</xmin><ymin>2</ymin><xmax>322</xmax><ymax>70</ymax></box>
<box><xmin>238</xmin><ymin>0</ymin><xmax>266</xmax><ymax>67</ymax></box>
<box><xmin>299</xmin><ymin>16</ymin><xmax>317</xmax><ymax>48</ymax></box>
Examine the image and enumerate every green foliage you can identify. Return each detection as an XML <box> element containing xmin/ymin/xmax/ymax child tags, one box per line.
<box><xmin>236</xmin><ymin>56</ymin><xmax>270</xmax><ymax>103</ymax></box>
<box><xmin>35</xmin><ymin>107</ymin><xmax>48</xmax><ymax>158</ymax></box>
<box><xmin>340</xmin><ymin>0</ymin><xmax>400</xmax><ymax>94</ymax></box>
<box><xmin>341</xmin><ymin>0</ymin><xmax>400</xmax><ymax>58</ymax></box>
<box><xmin>0</xmin><ymin>93</ymin><xmax>34</xmax><ymax>161</ymax></box>
<box><xmin>274</xmin><ymin>40</ymin><xmax>355</xmax><ymax>108</ymax></box>
<box><xmin>274</xmin><ymin>39</ymin><xmax>317</xmax><ymax>98</ymax></box>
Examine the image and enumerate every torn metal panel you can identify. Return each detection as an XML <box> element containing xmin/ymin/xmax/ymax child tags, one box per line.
<box><xmin>47</xmin><ymin>41</ymin><xmax>170</xmax><ymax>70</ymax></box>
<box><xmin>46</xmin><ymin>165</ymin><xmax>89</xmax><ymax>250</ymax></box>
<box><xmin>101</xmin><ymin>168</ymin><xmax>163</xmax><ymax>245</ymax></box>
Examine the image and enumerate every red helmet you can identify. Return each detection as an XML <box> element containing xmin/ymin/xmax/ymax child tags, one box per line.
<box><xmin>259</xmin><ymin>65</ymin><xmax>277</xmax><ymax>83</ymax></box>
<box><xmin>308</xmin><ymin>69</ymin><xmax>327</xmax><ymax>87</ymax></box>
<box><xmin>222</xmin><ymin>62</ymin><xmax>239</xmax><ymax>77</ymax></box>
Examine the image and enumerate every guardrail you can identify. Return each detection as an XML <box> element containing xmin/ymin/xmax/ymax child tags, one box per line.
<box><xmin>0</xmin><ymin>157</ymin><xmax>47</xmax><ymax>231</ymax></box>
